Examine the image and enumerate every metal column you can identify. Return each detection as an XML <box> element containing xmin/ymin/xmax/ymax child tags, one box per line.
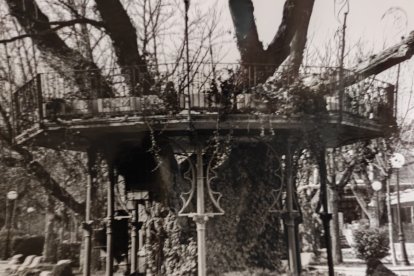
<box><xmin>285</xmin><ymin>139</ymin><xmax>300</xmax><ymax>276</ymax></box>
<box><xmin>396</xmin><ymin>169</ymin><xmax>410</xmax><ymax>265</ymax></box>
<box><xmin>106</xmin><ymin>163</ymin><xmax>115</xmax><ymax>276</ymax></box>
<box><xmin>130</xmin><ymin>200</ymin><xmax>139</xmax><ymax>274</ymax></box>
<box><xmin>83</xmin><ymin>148</ymin><xmax>96</xmax><ymax>276</ymax></box>
<box><xmin>194</xmin><ymin>145</ymin><xmax>207</xmax><ymax>276</ymax></box>
<box><xmin>177</xmin><ymin>142</ymin><xmax>224</xmax><ymax>276</ymax></box>
<box><xmin>317</xmin><ymin>148</ymin><xmax>334</xmax><ymax>276</ymax></box>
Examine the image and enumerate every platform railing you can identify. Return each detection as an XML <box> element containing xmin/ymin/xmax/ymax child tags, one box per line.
<box><xmin>12</xmin><ymin>64</ymin><xmax>395</xmax><ymax>137</ymax></box>
<box><xmin>12</xmin><ymin>74</ymin><xmax>43</xmax><ymax>136</ymax></box>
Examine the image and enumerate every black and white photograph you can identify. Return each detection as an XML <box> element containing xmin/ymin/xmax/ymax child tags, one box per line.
<box><xmin>0</xmin><ymin>0</ymin><xmax>414</xmax><ymax>275</ymax></box>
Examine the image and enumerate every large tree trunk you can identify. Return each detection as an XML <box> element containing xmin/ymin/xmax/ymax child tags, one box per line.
<box><xmin>206</xmin><ymin>144</ymin><xmax>284</xmax><ymax>274</ymax></box>
<box><xmin>114</xmin><ymin>141</ymin><xmax>285</xmax><ymax>274</ymax></box>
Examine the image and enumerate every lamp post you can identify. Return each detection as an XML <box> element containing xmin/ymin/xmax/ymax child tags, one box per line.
<box><xmin>27</xmin><ymin>207</ymin><xmax>35</xmax><ymax>235</ymax></box>
<box><xmin>371</xmin><ymin>181</ymin><xmax>382</xmax><ymax>228</ymax></box>
<box><xmin>390</xmin><ymin>153</ymin><xmax>410</xmax><ymax>266</ymax></box>
<box><xmin>4</xmin><ymin>191</ymin><xmax>18</xmax><ymax>259</ymax></box>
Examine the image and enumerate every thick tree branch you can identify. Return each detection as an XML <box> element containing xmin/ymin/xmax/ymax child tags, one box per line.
<box><xmin>265</xmin><ymin>0</ymin><xmax>306</xmax><ymax>67</ymax></box>
<box><xmin>344</xmin><ymin>32</ymin><xmax>414</xmax><ymax>86</ymax></box>
<box><xmin>283</xmin><ymin>0</ymin><xmax>315</xmax><ymax>76</ymax></box>
<box><xmin>0</xmin><ymin>18</ymin><xmax>104</xmax><ymax>44</ymax></box>
<box><xmin>228</xmin><ymin>0</ymin><xmax>264</xmax><ymax>64</ymax></box>
<box><xmin>48</xmin><ymin>18</ymin><xmax>104</xmax><ymax>29</ymax></box>
<box><xmin>314</xmin><ymin>31</ymin><xmax>414</xmax><ymax>92</ymax></box>
<box><xmin>94</xmin><ymin>0</ymin><xmax>153</xmax><ymax>94</ymax></box>
<box><xmin>4</xmin><ymin>0</ymin><xmax>112</xmax><ymax>97</ymax></box>
<box><xmin>0</xmin><ymin>102</ymin><xmax>84</xmax><ymax>215</ymax></box>
<box><xmin>0</xmin><ymin>128</ymin><xmax>85</xmax><ymax>216</ymax></box>
<box><xmin>94</xmin><ymin>0</ymin><xmax>143</xmax><ymax>68</ymax></box>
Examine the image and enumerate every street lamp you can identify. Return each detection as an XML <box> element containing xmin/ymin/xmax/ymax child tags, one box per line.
<box><xmin>4</xmin><ymin>191</ymin><xmax>18</xmax><ymax>259</ymax></box>
<box><xmin>371</xmin><ymin>180</ymin><xmax>382</xmax><ymax>227</ymax></box>
<box><xmin>390</xmin><ymin>153</ymin><xmax>410</xmax><ymax>266</ymax></box>
<box><xmin>27</xmin><ymin>207</ymin><xmax>35</xmax><ymax>235</ymax></box>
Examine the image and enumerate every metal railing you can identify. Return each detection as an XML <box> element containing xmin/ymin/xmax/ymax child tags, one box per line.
<box><xmin>12</xmin><ymin>63</ymin><xmax>395</xmax><ymax>137</ymax></box>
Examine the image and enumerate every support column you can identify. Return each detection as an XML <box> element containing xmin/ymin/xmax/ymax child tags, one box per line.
<box><xmin>284</xmin><ymin>139</ymin><xmax>301</xmax><ymax>276</ymax></box>
<box><xmin>130</xmin><ymin>201</ymin><xmax>139</xmax><ymax>274</ymax></box>
<box><xmin>396</xmin><ymin>169</ymin><xmax>410</xmax><ymax>265</ymax></box>
<box><xmin>386</xmin><ymin>179</ymin><xmax>397</xmax><ymax>265</ymax></box>
<box><xmin>83</xmin><ymin>148</ymin><xmax>96</xmax><ymax>276</ymax></box>
<box><xmin>317</xmin><ymin>147</ymin><xmax>334</xmax><ymax>276</ymax></box>
<box><xmin>106</xmin><ymin>162</ymin><xmax>115</xmax><ymax>276</ymax></box>
<box><xmin>178</xmin><ymin>142</ymin><xmax>224</xmax><ymax>276</ymax></box>
<box><xmin>194</xmin><ymin>145</ymin><xmax>207</xmax><ymax>276</ymax></box>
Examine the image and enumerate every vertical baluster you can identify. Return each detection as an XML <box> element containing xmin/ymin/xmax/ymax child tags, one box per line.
<box><xmin>36</xmin><ymin>74</ymin><xmax>43</xmax><ymax>122</ymax></box>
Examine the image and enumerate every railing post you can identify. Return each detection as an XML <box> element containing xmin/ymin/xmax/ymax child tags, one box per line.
<box><xmin>36</xmin><ymin>74</ymin><xmax>44</xmax><ymax>124</ymax></box>
<box><xmin>11</xmin><ymin>91</ymin><xmax>19</xmax><ymax>138</ymax></box>
<box><xmin>386</xmin><ymin>84</ymin><xmax>396</xmax><ymax>121</ymax></box>
<box><xmin>131</xmin><ymin>67</ymin><xmax>137</xmax><ymax>96</ymax></box>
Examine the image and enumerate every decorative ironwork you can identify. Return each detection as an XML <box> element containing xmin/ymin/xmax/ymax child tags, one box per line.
<box><xmin>177</xmin><ymin>146</ymin><xmax>225</xmax><ymax>217</ymax></box>
<box><xmin>206</xmin><ymin>151</ymin><xmax>225</xmax><ymax>216</ymax></box>
<box><xmin>177</xmin><ymin>154</ymin><xmax>196</xmax><ymax>216</ymax></box>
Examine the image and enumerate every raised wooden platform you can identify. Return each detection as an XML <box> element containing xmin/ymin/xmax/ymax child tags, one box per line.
<box><xmin>11</xmin><ymin>65</ymin><xmax>396</xmax><ymax>151</ymax></box>
<box><xmin>14</xmin><ymin>110</ymin><xmax>393</xmax><ymax>151</ymax></box>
